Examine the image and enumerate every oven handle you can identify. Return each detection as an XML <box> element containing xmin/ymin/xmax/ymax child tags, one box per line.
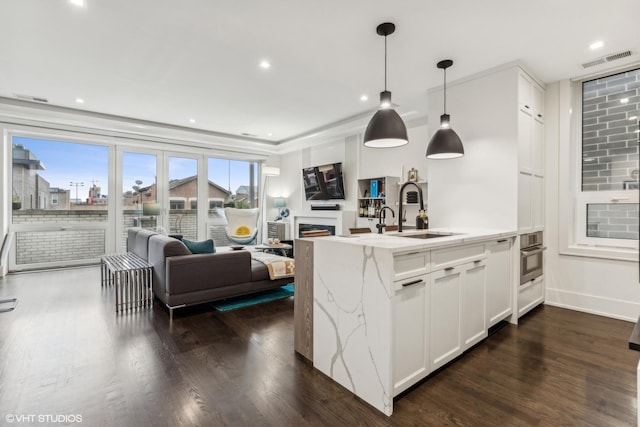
<box><xmin>521</xmin><ymin>246</ymin><xmax>547</xmax><ymax>256</ymax></box>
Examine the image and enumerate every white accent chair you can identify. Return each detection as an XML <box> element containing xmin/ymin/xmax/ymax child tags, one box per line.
<box><xmin>224</xmin><ymin>207</ymin><xmax>259</xmax><ymax>245</ymax></box>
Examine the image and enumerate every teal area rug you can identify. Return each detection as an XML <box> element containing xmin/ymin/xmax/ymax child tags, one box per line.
<box><xmin>212</xmin><ymin>284</ymin><xmax>294</xmax><ymax>312</ymax></box>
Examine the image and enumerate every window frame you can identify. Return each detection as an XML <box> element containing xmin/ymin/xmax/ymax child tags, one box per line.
<box><xmin>561</xmin><ymin>68</ymin><xmax>639</xmax><ymax>260</ymax></box>
<box><xmin>169</xmin><ymin>198</ymin><xmax>186</xmax><ymax>210</ymax></box>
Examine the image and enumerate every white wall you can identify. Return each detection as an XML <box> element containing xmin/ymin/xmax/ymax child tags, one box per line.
<box><xmin>276</xmin><ymin>120</ymin><xmax>432</xmax><ymax>223</ymax></box>
<box><xmin>359</xmin><ymin>121</ymin><xmax>430</xmax><ymax>184</ymax></box>
<box><xmin>544</xmin><ymin>81</ymin><xmax>640</xmax><ymax>321</ymax></box>
<box><xmin>427</xmin><ymin>66</ymin><xmax>519</xmax><ymax>230</ymax></box>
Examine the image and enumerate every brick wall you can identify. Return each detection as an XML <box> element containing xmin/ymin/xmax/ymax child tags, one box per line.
<box><xmin>14</xmin><ymin>209</ymin><xmax>237</xmax><ymax>265</ymax></box>
<box><xmin>13</xmin><ymin>210</ymin><xmax>107</xmax><ymax>223</ymax></box>
<box><xmin>16</xmin><ymin>229</ymin><xmax>105</xmax><ymax>265</ymax></box>
<box><xmin>582</xmin><ymin>68</ymin><xmax>640</xmax><ymax>191</ymax></box>
<box><xmin>587</xmin><ymin>203</ymin><xmax>639</xmax><ymax>240</ymax></box>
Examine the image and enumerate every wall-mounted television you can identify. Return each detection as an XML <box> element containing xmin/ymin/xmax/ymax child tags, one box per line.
<box><xmin>302</xmin><ymin>162</ymin><xmax>345</xmax><ymax>200</ymax></box>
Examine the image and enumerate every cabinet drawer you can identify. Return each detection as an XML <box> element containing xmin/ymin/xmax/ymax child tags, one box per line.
<box><xmin>518</xmin><ymin>276</ymin><xmax>544</xmax><ymax>317</ymax></box>
<box><xmin>431</xmin><ymin>244</ymin><xmax>486</xmax><ymax>271</ymax></box>
<box><xmin>393</xmin><ymin>250</ymin><xmax>430</xmax><ymax>281</ymax></box>
<box><xmin>393</xmin><ymin>274</ymin><xmax>429</xmax><ymax>293</ymax></box>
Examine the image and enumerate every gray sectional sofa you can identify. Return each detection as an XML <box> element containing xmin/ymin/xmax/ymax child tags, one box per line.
<box><xmin>127</xmin><ymin>228</ymin><xmax>293</xmax><ymax>318</ymax></box>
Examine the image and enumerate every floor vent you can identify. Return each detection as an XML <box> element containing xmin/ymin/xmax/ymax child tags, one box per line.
<box><xmin>14</xmin><ymin>93</ymin><xmax>49</xmax><ymax>103</ymax></box>
<box><xmin>581</xmin><ymin>50</ymin><xmax>634</xmax><ymax>69</ymax></box>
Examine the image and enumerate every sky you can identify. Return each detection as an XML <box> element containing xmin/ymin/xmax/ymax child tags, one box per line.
<box><xmin>13</xmin><ymin>136</ymin><xmax>255</xmax><ymax>198</ymax></box>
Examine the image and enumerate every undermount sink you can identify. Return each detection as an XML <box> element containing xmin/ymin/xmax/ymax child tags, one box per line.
<box><xmin>394</xmin><ymin>232</ymin><xmax>456</xmax><ymax>239</ymax></box>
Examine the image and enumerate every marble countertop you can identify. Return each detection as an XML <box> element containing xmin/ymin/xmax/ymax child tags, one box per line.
<box><xmin>310</xmin><ymin>227</ymin><xmax>517</xmax><ymax>253</ymax></box>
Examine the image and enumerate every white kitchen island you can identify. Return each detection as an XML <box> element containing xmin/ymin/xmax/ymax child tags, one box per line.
<box><xmin>311</xmin><ymin>228</ymin><xmax>516</xmax><ymax>416</ymax></box>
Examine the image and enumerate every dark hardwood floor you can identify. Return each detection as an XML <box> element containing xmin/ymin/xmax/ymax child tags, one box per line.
<box><xmin>0</xmin><ymin>266</ymin><xmax>637</xmax><ymax>426</ymax></box>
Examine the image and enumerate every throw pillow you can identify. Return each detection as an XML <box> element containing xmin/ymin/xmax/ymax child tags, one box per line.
<box><xmin>183</xmin><ymin>238</ymin><xmax>215</xmax><ymax>254</ymax></box>
<box><xmin>235</xmin><ymin>225</ymin><xmax>251</xmax><ymax>236</ymax></box>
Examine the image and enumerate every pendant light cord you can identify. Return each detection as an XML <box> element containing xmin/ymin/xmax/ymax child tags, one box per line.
<box><xmin>443</xmin><ymin>67</ymin><xmax>447</xmax><ymax>114</ymax></box>
<box><xmin>384</xmin><ymin>35</ymin><xmax>388</xmax><ymax>91</ymax></box>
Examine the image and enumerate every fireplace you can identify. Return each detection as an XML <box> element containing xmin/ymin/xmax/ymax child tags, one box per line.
<box><xmin>293</xmin><ymin>211</ymin><xmax>355</xmax><ymax>237</ymax></box>
<box><xmin>298</xmin><ymin>223</ymin><xmax>336</xmax><ymax>238</ymax></box>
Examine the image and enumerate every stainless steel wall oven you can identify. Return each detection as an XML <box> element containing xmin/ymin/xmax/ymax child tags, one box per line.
<box><xmin>520</xmin><ymin>231</ymin><xmax>546</xmax><ymax>285</ymax></box>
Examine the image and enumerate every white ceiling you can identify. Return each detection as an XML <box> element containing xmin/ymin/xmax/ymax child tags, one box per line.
<box><xmin>1</xmin><ymin>0</ymin><xmax>639</xmax><ymax>144</ymax></box>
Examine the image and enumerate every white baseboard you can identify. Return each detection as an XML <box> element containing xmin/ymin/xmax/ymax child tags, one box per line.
<box><xmin>545</xmin><ymin>287</ymin><xmax>639</xmax><ymax>323</ymax></box>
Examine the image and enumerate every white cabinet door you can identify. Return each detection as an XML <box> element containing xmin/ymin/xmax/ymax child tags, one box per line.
<box><xmin>461</xmin><ymin>260</ymin><xmax>487</xmax><ymax>350</ymax></box>
<box><xmin>430</xmin><ymin>267</ymin><xmax>462</xmax><ymax>371</ymax></box>
<box><xmin>518</xmin><ymin>276</ymin><xmax>544</xmax><ymax>318</ymax></box>
<box><xmin>485</xmin><ymin>239</ymin><xmax>512</xmax><ymax>327</ymax></box>
<box><xmin>518</xmin><ymin>172</ymin><xmax>533</xmax><ymax>233</ymax></box>
<box><xmin>532</xmin><ymin>83</ymin><xmax>545</xmax><ymax>121</ymax></box>
<box><xmin>518</xmin><ymin>108</ymin><xmax>533</xmax><ymax>172</ymax></box>
<box><xmin>392</xmin><ymin>274</ymin><xmax>430</xmax><ymax>396</ymax></box>
<box><xmin>532</xmin><ymin>117</ymin><xmax>544</xmax><ymax>175</ymax></box>
<box><xmin>518</xmin><ymin>72</ymin><xmax>532</xmax><ymax>110</ymax></box>
<box><xmin>532</xmin><ymin>175</ymin><xmax>544</xmax><ymax>230</ymax></box>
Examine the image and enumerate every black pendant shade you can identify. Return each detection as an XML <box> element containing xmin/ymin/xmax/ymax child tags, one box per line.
<box><xmin>363</xmin><ymin>22</ymin><xmax>408</xmax><ymax>148</ymax></box>
<box><xmin>427</xmin><ymin>122</ymin><xmax>464</xmax><ymax>159</ymax></box>
<box><xmin>426</xmin><ymin>59</ymin><xmax>464</xmax><ymax>159</ymax></box>
<box><xmin>363</xmin><ymin>103</ymin><xmax>409</xmax><ymax>148</ymax></box>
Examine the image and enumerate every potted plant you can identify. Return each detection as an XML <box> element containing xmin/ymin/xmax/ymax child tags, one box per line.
<box><xmin>12</xmin><ymin>195</ymin><xmax>21</xmax><ymax>210</ymax></box>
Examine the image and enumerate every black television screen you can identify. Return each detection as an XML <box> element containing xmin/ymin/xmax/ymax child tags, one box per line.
<box><xmin>302</xmin><ymin>162</ymin><xmax>345</xmax><ymax>200</ymax></box>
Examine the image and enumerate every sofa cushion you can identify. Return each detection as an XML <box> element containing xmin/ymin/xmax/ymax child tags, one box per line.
<box><xmin>183</xmin><ymin>238</ymin><xmax>215</xmax><ymax>254</ymax></box>
<box><xmin>166</xmin><ymin>251</ymin><xmax>252</xmax><ymax>294</ymax></box>
<box><xmin>131</xmin><ymin>228</ymin><xmax>157</xmax><ymax>260</ymax></box>
<box><xmin>251</xmin><ymin>259</ymin><xmax>270</xmax><ymax>281</ymax></box>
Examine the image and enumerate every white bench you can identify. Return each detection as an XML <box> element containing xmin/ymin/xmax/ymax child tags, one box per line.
<box><xmin>101</xmin><ymin>252</ymin><xmax>153</xmax><ymax>312</ymax></box>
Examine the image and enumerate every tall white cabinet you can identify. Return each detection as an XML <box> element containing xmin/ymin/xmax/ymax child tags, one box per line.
<box><xmin>516</xmin><ymin>69</ymin><xmax>546</xmax><ymax>320</ymax></box>
<box><xmin>427</xmin><ymin>62</ymin><xmax>545</xmax><ymax>325</ymax></box>
<box><xmin>518</xmin><ymin>70</ymin><xmax>545</xmax><ymax>233</ymax></box>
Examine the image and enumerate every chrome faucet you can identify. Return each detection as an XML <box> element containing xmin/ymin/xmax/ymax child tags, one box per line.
<box><xmin>398</xmin><ymin>182</ymin><xmax>424</xmax><ymax>232</ymax></box>
<box><xmin>376</xmin><ymin>206</ymin><xmax>395</xmax><ymax>234</ymax></box>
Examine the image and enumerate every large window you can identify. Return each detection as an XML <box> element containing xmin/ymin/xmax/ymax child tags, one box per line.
<box><xmin>11</xmin><ymin>136</ymin><xmax>109</xmax><ymax>268</ymax></box>
<box><xmin>577</xmin><ymin>68</ymin><xmax>639</xmax><ymax>249</ymax></box>
<box><xmin>6</xmin><ymin>129</ymin><xmax>265</xmax><ymax>270</ymax></box>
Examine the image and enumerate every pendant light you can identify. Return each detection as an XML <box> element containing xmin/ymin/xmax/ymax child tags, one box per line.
<box><xmin>426</xmin><ymin>59</ymin><xmax>464</xmax><ymax>159</ymax></box>
<box><xmin>363</xmin><ymin>22</ymin><xmax>408</xmax><ymax>148</ymax></box>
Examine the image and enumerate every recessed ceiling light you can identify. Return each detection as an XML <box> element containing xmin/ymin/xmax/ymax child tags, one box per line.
<box><xmin>360</xmin><ymin>95</ymin><xmax>368</xmax><ymax>102</ymax></box>
<box><xmin>267</xmin><ymin>132</ymin><xmax>273</xmax><ymax>137</ymax></box>
<box><xmin>589</xmin><ymin>40</ymin><xmax>604</xmax><ymax>50</ymax></box>
<box><xmin>620</xmin><ymin>98</ymin><xmax>629</xmax><ymax>104</ymax></box>
<box><xmin>189</xmin><ymin>118</ymin><xmax>196</xmax><ymax>123</ymax></box>
<box><xmin>259</xmin><ymin>60</ymin><xmax>271</xmax><ymax>69</ymax></box>
<box><xmin>69</xmin><ymin>0</ymin><xmax>85</xmax><ymax>7</ymax></box>
<box><xmin>75</xmin><ymin>98</ymin><xmax>84</xmax><ymax>104</ymax></box>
